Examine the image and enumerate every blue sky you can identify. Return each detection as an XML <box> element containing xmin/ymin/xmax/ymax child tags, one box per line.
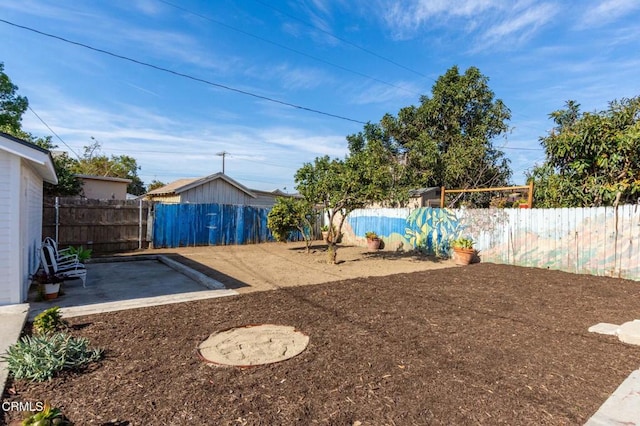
<box><xmin>2</xmin><ymin>0</ymin><xmax>639</xmax><ymax>192</ymax></box>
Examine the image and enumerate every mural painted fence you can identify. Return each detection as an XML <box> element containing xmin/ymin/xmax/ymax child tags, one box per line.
<box><xmin>152</xmin><ymin>203</ymin><xmax>273</xmax><ymax>248</ymax></box>
<box><xmin>341</xmin><ymin>205</ymin><xmax>640</xmax><ymax>281</ymax></box>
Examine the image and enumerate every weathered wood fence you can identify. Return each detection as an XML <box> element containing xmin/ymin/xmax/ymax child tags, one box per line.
<box><xmin>341</xmin><ymin>205</ymin><xmax>640</xmax><ymax>281</ymax></box>
<box><xmin>42</xmin><ymin>197</ymin><xmax>151</xmax><ymax>254</ymax></box>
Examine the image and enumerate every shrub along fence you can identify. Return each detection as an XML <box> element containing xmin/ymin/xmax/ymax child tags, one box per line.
<box><xmin>42</xmin><ymin>197</ymin><xmax>151</xmax><ymax>254</ymax></box>
<box><xmin>339</xmin><ymin>205</ymin><xmax>640</xmax><ymax>281</ymax></box>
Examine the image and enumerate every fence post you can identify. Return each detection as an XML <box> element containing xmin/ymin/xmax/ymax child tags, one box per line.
<box><xmin>55</xmin><ymin>196</ymin><xmax>59</xmax><ymax>242</ymax></box>
<box><xmin>138</xmin><ymin>199</ymin><xmax>143</xmax><ymax>250</ymax></box>
<box><xmin>440</xmin><ymin>186</ymin><xmax>446</xmax><ymax>208</ymax></box>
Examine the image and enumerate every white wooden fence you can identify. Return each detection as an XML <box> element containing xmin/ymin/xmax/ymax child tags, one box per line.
<box><xmin>342</xmin><ymin>205</ymin><xmax>640</xmax><ymax>281</ymax></box>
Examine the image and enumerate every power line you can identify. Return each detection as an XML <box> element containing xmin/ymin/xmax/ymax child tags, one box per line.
<box><xmin>252</xmin><ymin>0</ymin><xmax>428</xmax><ymax>79</ymax></box>
<box><xmin>0</xmin><ymin>19</ymin><xmax>367</xmax><ymax>125</ymax></box>
<box><xmin>156</xmin><ymin>0</ymin><xmax>420</xmax><ymax>97</ymax></box>
<box><xmin>28</xmin><ymin>105</ymin><xmax>81</xmax><ymax>158</ymax></box>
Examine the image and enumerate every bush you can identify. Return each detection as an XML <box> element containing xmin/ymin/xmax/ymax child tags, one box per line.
<box><xmin>22</xmin><ymin>401</ymin><xmax>73</xmax><ymax>425</ymax></box>
<box><xmin>33</xmin><ymin>307</ymin><xmax>67</xmax><ymax>335</ymax></box>
<box><xmin>2</xmin><ymin>333</ymin><xmax>103</xmax><ymax>381</ymax></box>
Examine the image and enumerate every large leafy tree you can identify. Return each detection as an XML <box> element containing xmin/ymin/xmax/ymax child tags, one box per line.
<box><xmin>377</xmin><ymin>65</ymin><xmax>512</xmax><ymax>206</ymax></box>
<box><xmin>0</xmin><ymin>62</ymin><xmax>28</xmax><ymax>133</ymax></box>
<box><xmin>529</xmin><ymin>97</ymin><xmax>640</xmax><ymax>207</ymax></box>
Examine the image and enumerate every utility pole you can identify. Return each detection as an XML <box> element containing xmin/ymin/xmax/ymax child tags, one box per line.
<box><xmin>216</xmin><ymin>151</ymin><xmax>229</xmax><ymax>174</ymax></box>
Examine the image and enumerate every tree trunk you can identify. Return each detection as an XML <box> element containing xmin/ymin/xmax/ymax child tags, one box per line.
<box><xmin>327</xmin><ymin>242</ymin><xmax>337</xmax><ymax>264</ymax></box>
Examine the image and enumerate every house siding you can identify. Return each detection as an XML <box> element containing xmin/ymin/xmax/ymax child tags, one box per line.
<box><xmin>81</xmin><ymin>178</ymin><xmax>128</xmax><ymax>200</ymax></box>
<box><xmin>0</xmin><ymin>151</ymin><xmax>20</xmax><ymax>304</ymax></box>
<box><xmin>149</xmin><ymin>194</ymin><xmax>181</xmax><ymax>203</ymax></box>
<box><xmin>251</xmin><ymin>193</ymin><xmax>280</xmax><ymax>208</ymax></box>
<box><xmin>180</xmin><ymin>179</ymin><xmax>252</xmax><ymax>205</ymax></box>
<box><xmin>22</xmin><ymin>161</ymin><xmax>43</xmax><ymax>301</ymax></box>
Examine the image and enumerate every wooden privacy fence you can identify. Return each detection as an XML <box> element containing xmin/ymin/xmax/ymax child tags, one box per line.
<box><xmin>42</xmin><ymin>197</ymin><xmax>151</xmax><ymax>254</ymax></box>
<box><xmin>340</xmin><ymin>205</ymin><xmax>640</xmax><ymax>281</ymax></box>
<box><xmin>152</xmin><ymin>203</ymin><xmax>272</xmax><ymax>248</ymax></box>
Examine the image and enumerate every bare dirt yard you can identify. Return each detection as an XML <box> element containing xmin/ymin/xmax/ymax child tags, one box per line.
<box><xmin>3</xmin><ymin>242</ymin><xmax>640</xmax><ymax>425</ymax></box>
<box><xmin>141</xmin><ymin>241</ymin><xmax>458</xmax><ymax>293</ymax></box>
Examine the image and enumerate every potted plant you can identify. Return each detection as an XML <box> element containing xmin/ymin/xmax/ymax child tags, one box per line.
<box><xmin>321</xmin><ymin>225</ymin><xmax>343</xmax><ymax>243</ymax></box>
<box><xmin>320</xmin><ymin>225</ymin><xmax>330</xmax><ymax>242</ymax></box>
<box><xmin>67</xmin><ymin>245</ymin><xmax>92</xmax><ymax>262</ymax></box>
<box><xmin>365</xmin><ymin>231</ymin><xmax>381</xmax><ymax>251</ymax></box>
<box><xmin>451</xmin><ymin>236</ymin><xmax>475</xmax><ymax>265</ymax></box>
<box><xmin>32</xmin><ymin>270</ymin><xmax>64</xmax><ymax>300</ymax></box>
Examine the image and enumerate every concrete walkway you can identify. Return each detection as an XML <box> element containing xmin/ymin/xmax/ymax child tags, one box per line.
<box><xmin>0</xmin><ymin>303</ymin><xmax>29</xmax><ymax>393</ymax></box>
<box><xmin>0</xmin><ymin>255</ymin><xmax>237</xmax><ymax>394</ymax></box>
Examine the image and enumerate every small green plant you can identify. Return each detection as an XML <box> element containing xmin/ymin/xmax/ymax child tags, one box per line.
<box><xmin>320</xmin><ymin>225</ymin><xmax>329</xmax><ymax>232</ymax></box>
<box><xmin>32</xmin><ymin>271</ymin><xmax>64</xmax><ymax>285</ymax></box>
<box><xmin>66</xmin><ymin>246</ymin><xmax>92</xmax><ymax>262</ymax></box>
<box><xmin>2</xmin><ymin>333</ymin><xmax>103</xmax><ymax>382</ymax></box>
<box><xmin>22</xmin><ymin>401</ymin><xmax>73</xmax><ymax>425</ymax></box>
<box><xmin>451</xmin><ymin>236</ymin><xmax>474</xmax><ymax>249</ymax></box>
<box><xmin>365</xmin><ymin>231</ymin><xmax>378</xmax><ymax>240</ymax></box>
<box><xmin>33</xmin><ymin>307</ymin><xmax>67</xmax><ymax>335</ymax></box>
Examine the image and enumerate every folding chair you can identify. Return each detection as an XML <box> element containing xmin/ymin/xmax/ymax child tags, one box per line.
<box><xmin>40</xmin><ymin>244</ymin><xmax>87</xmax><ymax>288</ymax></box>
<box><xmin>42</xmin><ymin>237</ymin><xmax>76</xmax><ymax>262</ymax></box>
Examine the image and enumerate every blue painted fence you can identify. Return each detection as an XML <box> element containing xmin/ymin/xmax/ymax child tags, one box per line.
<box><xmin>153</xmin><ymin>203</ymin><xmax>273</xmax><ymax>248</ymax></box>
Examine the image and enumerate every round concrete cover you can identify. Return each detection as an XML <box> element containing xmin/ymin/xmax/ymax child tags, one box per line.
<box><xmin>198</xmin><ymin>324</ymin><xmax>309</xmax><ymax>366</ymax></box>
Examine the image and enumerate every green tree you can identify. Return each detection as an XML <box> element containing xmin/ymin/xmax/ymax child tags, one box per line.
<box><xmin>147</xmin><ymin>179</ymin><xmax>166</xmax><ymax>192</ymax></box>
<box><xmin>74</xmin><ymin>139</ymin><xmax>146</xmax><ymax>195</ymax></box>
<box><xmin>267</xmin><ymin>197</ymin><xmax>316</xmax><ymax>252</ymax></box>
<box><xmin>295</xmin><ymin>146</ymin><xmax>394</xmax><ymax>264</ymax></box>
<box><xmin>0</xmin><ymin>62</ymin><xmax>28</xmax><ymax>133</ymax></box>
<box><xmin>378</xmin><ymin>65</ymin><xmax>512</xmax><ymax>206</ymax></box>
<box><xmin>529</xmin><ymin>97</ymin><xmax>640</xmax><ymax>207</ymax></box>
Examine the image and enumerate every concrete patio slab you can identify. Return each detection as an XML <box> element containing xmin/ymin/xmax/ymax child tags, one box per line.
<box><xmin>28</xmin><ymin>257</ymin><xmax>236</xmax><ymax>320</ymax></box>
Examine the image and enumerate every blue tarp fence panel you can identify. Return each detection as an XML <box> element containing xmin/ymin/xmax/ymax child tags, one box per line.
<box><xmin>152</xmin><ymin>203</ymin><xmax>275</xmax><ymax>248</ymax></box>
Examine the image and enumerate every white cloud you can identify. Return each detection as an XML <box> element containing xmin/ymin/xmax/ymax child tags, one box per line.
<box><xmin>377</xmin><ymin>0</ymin><xmax>558</xmax><ymax>50</ymax></box>
<box><xmin>347</xmin><ymin>80</ymin><xmax>420</xmax><ymax>106</ymax></box>
<box><xmin>257</xmin><ymin>63</ymin><xmax>332</xmax><ymax>90</ymax></box>
<box><xmin>580</xmin><ymin>0</ymin><xmax>640</xmax><ymax>27</ymax></box>
<box><xmin>381</xmin><ymin>0</ymin><xmax>498</xmax><ymax>39</ymax></box>
<box><xmin>481</xmin><ymin>3</ymin><xmax>558</xmax><ymax>46</ymax></box>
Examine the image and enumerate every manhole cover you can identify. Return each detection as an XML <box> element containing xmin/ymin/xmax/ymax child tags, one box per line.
<box><xmin>198</xmin><ymin>324</ymin><xmax>309</xmax><ymax>366</ymax></box>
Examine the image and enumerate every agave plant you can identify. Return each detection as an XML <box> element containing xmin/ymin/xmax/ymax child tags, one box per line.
<box><xmin>2</xmin><ymin>333</ymin><xmax>103</xmax><ymax>382</ymax></box>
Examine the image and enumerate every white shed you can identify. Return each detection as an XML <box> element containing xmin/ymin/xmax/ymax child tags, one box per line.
<box><xmin>0</xmin><ymin>132</ymin><xmax>57</xmax><ymax>305</ymax></box>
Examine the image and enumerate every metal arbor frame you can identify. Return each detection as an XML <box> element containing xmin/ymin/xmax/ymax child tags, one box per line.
<box><xmin>439</xmin><ymin>181</ymin><xmax>534</xmax><ymax>208</ymax></box>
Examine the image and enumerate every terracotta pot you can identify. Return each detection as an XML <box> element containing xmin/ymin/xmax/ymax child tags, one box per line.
<box><xmin>367</xmin><ymin>238</ymin><xmax>381</xmax><ymax>251</ymax></box>
<box><xmin>453</xmin><ymin>247</ymin><xmax>475</xmax><ymax>265</ymax></box>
